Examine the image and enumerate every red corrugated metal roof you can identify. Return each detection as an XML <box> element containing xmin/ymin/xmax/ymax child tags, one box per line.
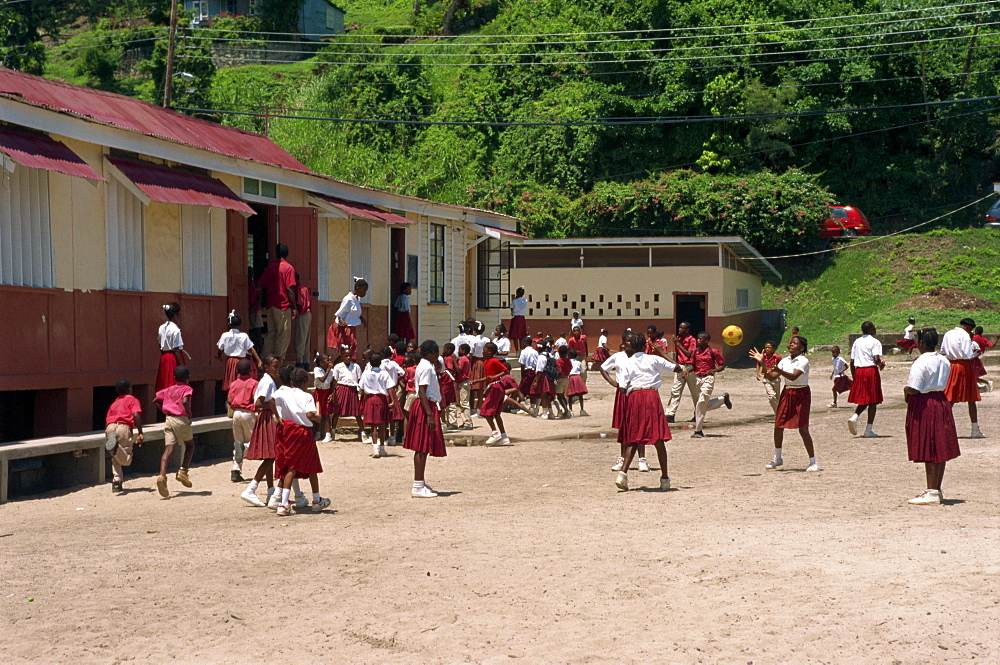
<box><xmin>0</xmin><ymin>124</ymin><xmax>105</xmax><ymax>181</ymax></box>
<box><xmin>0</xmin><ymin>68</ymin><xmax>309</xmax><ymax>173</ymax></box>
<box><xmin>107</xmin><ymin>156</ymin><xmax>254</xmax><ymax>214</ymax></box>
<box><xmin>312</xmin><ymin>193</ymin><xmax>414</xmax><ymax>224</ymax></box>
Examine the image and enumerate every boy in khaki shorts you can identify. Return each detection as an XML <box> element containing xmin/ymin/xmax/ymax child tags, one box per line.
<box><xmin>227</xmin><ymin>358</ymin><xmax>259</xmax><ymax>483</ymax></box>
<box><xmin>153</xmin><ymin>365</ymin><xmax>195</xmax><ymax>498</ymax></box>
<box><xmin>104</xmin><ymin>378</ymin><xmax>145</xmax><ymax>494</ymax></box>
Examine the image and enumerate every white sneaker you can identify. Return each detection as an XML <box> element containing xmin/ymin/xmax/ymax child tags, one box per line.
<box><xmin>638</xmin><ymin>458</ymin><xmax>650</xmax><ymax>472</ymax></box>
<box><xmin>861</xmin><ymin>430</ymin><xmax>878</xmax><ymax>438</ymax></box>
<box><xmin>276</xmin><ymin>504</ymin><xmax>293</xmax><ymax>516</ymax></box>
<box><xmin>765</xmin><ymin>458</ymin><xmax>783</xmax><ymax>470</ymax></box>
<box><xmin>847</xmin><ymin>416</ymin><xmax>858</xmax><ymax>436</ymax></box>
<box><xmin>908</xmin><ymin>489</ymin><xmax>941</xmax><ymax>505</ymax></box>
<box><xmin>806</xmin><ymin>463</ymin><xmax>820</xmax><ymax>472</ymax></box>
<box><xmin>660</xmin><ymin>477</ymin><xmax>671</xmax><ymax>491</ymax></box>
<box><xmin>361</xmin><ymin>432</ymin><xmax>372</xmax><ymax>444</ymax></box>
<box><xmin>320</xmin><ymin>434</ymin><xmax>334</xmax><ymax>443</ymax></box>
<box><xmin>379</xmin><ymin>445</ymin><xmax>388</xmax><ymax>457</ymax></box>
<box><xmin>826</xmin><ymin>403</ymin><xmax>837</xmax><ymax>408</ymax></box>
<box><xmin>579</xmin><ymin>410</ymin><xmax>590</xmax><ymax>417</ymax></box>
<box><xmin>540</xmin><ymin>413</ymin><xmax>551</xmax><ymax>420</ymax></box>
<box><xmin>614</xmin><ymin>471</ymin><xmax>629</xmax><ymax>492</ymax></box>
<box><xmin>241</xmin><ymin>489</ymin><xmax>266</xmax><ymax>507</ymax></box>
<box><xmin>484</xmin><ymin>431</ymin><xmax>502</xmax><ymax>445</ymax></box>
<box><xmin>266</xmin><ymin>492</ymin><xmax>281</xmax><ymax>510</ymax></box>
<box><xmin>971</xmin><ymin>427</ymin><xmax>985</xmax><ymax>439</ymax></box>
<box><xmin>611</xmin><ymin>456</ymin><xmax>625</xmax><ymax>472</ymax></box>
<box><xmin>294</xmin><ymin>495</ymin><xmax>309</xmax><ymax>509</ymax></box>
<box><xmin>371</xmin><ymin>443</ymin><xmax>381</xmax><ymax>458</ymax></box>
<box><xmin>411</xmin><ymin>484</ymin><xmax>438</xmax><ymax>498</ymax></box>
<box><xmin>311</xmin><ymin>497</ymin><xmax>331</xmax><ymax>512</ymax></box>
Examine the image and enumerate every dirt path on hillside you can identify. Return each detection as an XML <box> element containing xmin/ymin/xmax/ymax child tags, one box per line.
<box><xmin>2</xmin><ymin>360</ymin><xmax>998</xmax><ymax>664</ymax></box>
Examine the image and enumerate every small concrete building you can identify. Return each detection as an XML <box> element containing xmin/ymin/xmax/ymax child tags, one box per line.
<box><xmin>510</xmin><ymin>237</ymin><xmax>780</xmax><ymax>359</ymax></box>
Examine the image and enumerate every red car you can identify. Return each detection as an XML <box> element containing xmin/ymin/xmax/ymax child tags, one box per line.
<box><xmin>819</xmin><ymin>206</ymin><xmax>872</xmax><ymax>238</ymax></box>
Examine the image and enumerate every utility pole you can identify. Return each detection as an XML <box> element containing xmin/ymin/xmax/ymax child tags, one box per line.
<box><xmin>163</xmin><ymin>0</ymin><xmax>179</xmax><ymax>108</ymax></box>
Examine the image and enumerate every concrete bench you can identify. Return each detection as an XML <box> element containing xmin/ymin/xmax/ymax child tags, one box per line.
<box><xmin>0</xmin><ymin>415</ymin><xmax>233</xmax><ymax>504</ymax></box>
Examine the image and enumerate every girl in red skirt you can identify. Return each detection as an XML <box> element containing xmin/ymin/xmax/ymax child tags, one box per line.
<box><xmin>330</xmin><ymin>347</ymin><xmax>366</xmax><ymax>442</ymax></box>
<box><xmin>941</xmin><ymin>318</ymin><xmax>984</xmax><ymax>439</ymax></box>
<box><xmin>472</xmin><ymin>343</ymin><xmax>519</xmax><ymax>445</ymax></box>
<box><xmin>242</xmin><ymin>354</ymin><xmax>282</xmax><ymax>507</ymax></box>
<box><xmin>468</xmin><ymin>320</ymin><xmax>489</xmax><ymax>415</ymax></box>
<box><xmin>566</xmin><ymin>350</ymin><xmax>589</xmax><ymax>416</ymax></box>
<box><xmin>599</xmin><ymin>343</ymin><xmax>640</xmax><ymax>472</ymax></box>
<box><xmin>360</xmin><ymin>353</ymin><xmax>392</xmax><ymax>458</ymax></box>
<box><xmin>393</xmin><ymin>282</ymin><xmax>415</xmax><ymax>342</ymax></box>
<box><xmin>895</xmin><ymin>317</ymin><xmax>917</xmax><ymax>356</ymax></box>
<box><xmin>848</xmin><ymin>321</ymin><xmax>885</xmax><ymax>438</ymax></box>
<box><xmin>216</xmin><ymin>311</ymin><xmax>261</xmax><ymax>391</ymax></box>
<box><xmin>380</xmin><ymin>348</ymin><xmax>406</xmax><ymax>445</ymax></box>
<box><xmin>272</xmin><ymin>368</ymin><xmax>331</xmax><ymax>516</ymax></box>
<box><xmin>155</xmin><ymin>302</ymin><xmax>185</xmax><ymax>393</ymax></box>
<box><xmin>405</xmin><ymin>340</ymin><xmax>447</xmax><ymax>498</ymax></box>
<box><xmin>516</xmin><ymin>337</ymin><xmax>539</xmax><ymax>411</ymax></box>
<box><xmin>589</xmin><ymin>329</ymin><xmax>611</xmax><ymax>368</ymax></box>
<box><xmin>530</xmin><ymin>343</ymin><xmax>559</xmax><ymax>419</ymax></box>
<box><xmin>828</xmin><ymin>345</ymin><xmax>851</xmax><ymax>408</ymax></box>
<box><xmin>313</xmin><ymin>353</ymin><xmax>335</xmax><ymax>443</ymax></box>
<box><xmin>904</xmin><ymin>329</ymin><xmax>961</xmax><ymax>505</ymax></box>
<box><xmin>509</xmin><ymin>286</ymin><xmax>528</xmax><ymax>354</ymax></box>
<box><xmin>751</xmin><ymin>335</ymin><xmax>818</xmax><ymax>472</ymax></box>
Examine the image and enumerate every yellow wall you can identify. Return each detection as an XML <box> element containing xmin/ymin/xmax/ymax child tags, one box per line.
<box><xmin>145</xmin><ymin>201</ymin><xmax>180</xmax><ymax>293</ymax></box>
<box><xmin>721</xmin><ymin>268</ymin><xmax>763</xmax><ymax>313</ymax></box>
<box><xmin>49</xmin><ymin>136</ymin><xmax>106</xmax><ymax>290</ymax></box>
<box><xmin>370</xmin><ymin>225</ymin><xmax>390</xmax><ymax>306</ymax></box>
<box><xmin>328</xmin><ymin>216</ymin><xmax>351</xmax><ymax>299</ymax></box>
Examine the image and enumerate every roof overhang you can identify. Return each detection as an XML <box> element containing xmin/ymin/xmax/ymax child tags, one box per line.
<box><xmin>309</xmin><ymin>193</ymin><xmax>413</xmax><ymax>225</ymax></box>
<box><xmin>106</xmin><ymin>156</ymin><xmax>254</xmax><ymax>215</ymax></box>
<box><xmin>0</xmin><ymin>123</ymin><xmax>105</xmax><ymax>181</ymax></box>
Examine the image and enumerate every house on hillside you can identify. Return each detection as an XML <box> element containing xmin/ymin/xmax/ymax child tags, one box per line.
<box><xmin>0</xmin><ymin>67</ymin><xmax>520</xmax><ymax>443</ymax></box>
<box><xmin>187</xmin><ymin>0</ymin><xmax>345</xmax><ymax>40</ymax></box>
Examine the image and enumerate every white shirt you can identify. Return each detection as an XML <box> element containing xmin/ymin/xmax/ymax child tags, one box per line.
<box><xmin>554</xmin><ymin>337</ymin><xmax>568</xmax><ymax>349</ymax></box>
<box><xmin>394</xmin><ymin>293</ymin><xmax>410</xmax><ymax>312</ymax></box>
<box><xmin>903</xmin><ymin>324</ymin><xmax>916</xmax><ymax>341</ymax></box>
<box><xmin>940</xmin><ymin>327</ymin><xmax>975</xmax><ymax>360</ymax></box>
<box><xmin>850</xmin><ymin>334</ymin><xmax>883</xmax><ymax>367</ymax></box>
<box><xmin>415</xmin><ymin>358</ymin><xmax>442</xmax><ymax>402</ymax></box>
<box><xmin>158</xmin><ymin>321</ymin><xmax>183</xmax><ymax>351</ymax></box>
<box><xmin>472</xmin><ymin>335</ymin><xmax>489</xmax><ymax>356</ymax></box>
<box><xmin>313</xmin><ymin>367</ymin><xmax>333</xmax><ymax>390</ymax></box>
<box><xmin>601</xmin><ymin>350</ymin><xmax>628</xmax><ymax>374</ymax></box>
<box><xmin>571</xmin><ymin>317</ymin><xmax>584</xmax><ymax>331</ymax></box>
<box><xmin>253</xmin><ymin>372</ymin><xmax>277</xmax><ymax>403</ymax></box>
<box><xmin>216</xmin><ymin>329</ymin><xmax>253</xmax><ymax>357</ymax></box>
<box><xmin>570</xmin><ymin>359</ymin><xmax>584</xmax><ymax>376</ymax></box>
<box><xmin>831</xmin><ymin>355</ymin><xmax>848</xmax><ymax>376</ymax></box>
<box><xmin>380</xmin><ymin>359</ymin><xmax>403</xmax><ymax>388</ymax></box>
<box><xmin>511</xmin><ymin>297</ymin><xmax>528</xmax><ymax>316</ymax></box>
<box><xmin>778</xmin><ymin>354</ymin><xmax>810</xmax><ymax>387</ymax></box>
<box><xmin>907</xmin><ymin>351</ymin><xmax>952</xmax><ymax>393</ymax></box>
<box><xmin>493</xmin><ymin>336</ymin><xmax>511</xmax><ymax>355</ymax></box>
<box><xmin>359</xmin><ymin>367</ymin><xmax>391</xmax><ymax>396</ymax></box>
<box><xmin>332</xmin><ymin>362</ymin><xmax>361</xmax><ymax>387</ymax></box>
<box><xmin>273</xmin><ymin>386</ymin><xmax>316</xmax><ymax>427</ymax></box>
<box><xmin>618</xmin><ymin>352</ymin><xmax>677</xmax><ymax>391</ymax></box>
<box><xmin>535</xmin><ymin>353</ymin><xmax>552</xmax><ymax>374</ymax></box>
<box><xmin>519</xmin><ymin>346</ymin><xmax>539</xmax><ymax>369</ymax></box>
<box><xmin>335</xmin><ymin>292</ymin><xmax>363</xmax><ymax>326</ymax></box>
<box><xmin>451</xmin><ymin>333</ymin><xmax>470</xmax><ymax>355</ymax></box>
<box><xmin>598</xmin><ymin>334</ymin><xmax>608</xmax><ymax>349</ymax></box>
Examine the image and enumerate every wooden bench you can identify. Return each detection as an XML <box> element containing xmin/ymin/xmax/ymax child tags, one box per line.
<box><xmin>0</xmin><ymin>415</ymin><xmax>233</xmax><ymax>504</ymax></box>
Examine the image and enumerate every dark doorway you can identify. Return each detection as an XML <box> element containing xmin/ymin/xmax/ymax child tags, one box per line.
<box><xmin>0</xmin><ymin>391</ymin><xmax>34</xmax><ymax>443</ymax></box>
<box><xmin>247</xmin><ymin>203</ymin><xmax>275</xmax><ymax>283</ymax></box>
<box><xmin>675</xmin><ymin>293</ymin><xmax>707</xmax><ymax>336</ymax></box>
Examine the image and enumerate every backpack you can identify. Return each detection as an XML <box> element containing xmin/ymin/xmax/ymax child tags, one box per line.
<box><xmin>542</xmin><ymin>353</ymin><xmax>561</xmax><ymax>381</ymax></box>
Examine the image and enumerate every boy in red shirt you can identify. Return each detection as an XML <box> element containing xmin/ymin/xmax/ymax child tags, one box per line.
<box><xmin>153</xmin><ymin>365</ymin><xmax>195</xmax><ymax>498</ymax></box>
<box><xmin>687</xmin><ymin>332</ymin><xmax>733</xmax><ymax>437</ymax></box>
<box><xmin>104</xmin><ymin>378</ymin><xmax>144</xmax><ymax>494</ymax></box>
<box><xmin>555</xmin><ymin>346</ymin><xmax>573</xmax><ymax>418</ymax></box>
<box><xmin>455</xmin><ymin>343</ymin><xmax>474</xmax><ymax>429</ymax></box>
<box><xmin>227</xmin><ymin>358</ymin><xmax>259</xmax><ymax>483</ymax></box>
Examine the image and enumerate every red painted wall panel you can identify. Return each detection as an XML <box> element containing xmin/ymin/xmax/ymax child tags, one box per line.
<box><xmin>74</xmin><ymin>290</ymin><xmax>108</xmax><ymax>372</ymax></box>
<box><xmin>106</xmin><ymin>292</ymin><xmax>143</xmax><ymax>370</ymax></box>
<box><xmin>48</xmin><ymin>290</ymin><xmax>75</xmax><ymax>371</ymax></box>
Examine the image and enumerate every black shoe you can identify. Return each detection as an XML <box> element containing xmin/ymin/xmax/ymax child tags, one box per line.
<box><xmin>666</xmin><ymin>415</ymin><xmax>675</xmax><ymax>423</ymax></box>
<box><xmin>691</xmin><ymin>431</ymin><xmax>705</xmax><ymax>438</ymax></box>
<box><xmin>723</xmin><ymin>393</ymin><xmax>732</xmax><ymax>410</ymax></box>
<box><xmin>111</xmin><ymin>481</ymin><xmax>124</xmax><ymax>494</ymax></box>
<box><xmin>231</xmin><ymin>471</ymin><xmax>245</xmax><ymax>483</ymax></box>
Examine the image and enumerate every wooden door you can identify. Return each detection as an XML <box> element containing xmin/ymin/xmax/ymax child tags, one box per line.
<box><xmin>277</xmin><ymin>206</ymin><xmax>319</xmax><ymax>360</ymax></box>
<box><xmin>226</xmin><ymin>209</ymin><xmax>248</xmax><ymax>318</ymax></box>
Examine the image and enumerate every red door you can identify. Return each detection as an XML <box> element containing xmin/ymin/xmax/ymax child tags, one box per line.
<box><xmin>277</xmin><ymin>207</ymin><xmax>318</xmax><ymax>362</ymax></box>
<box><xmin>226</xmin><ymin>209</ymin><xmax>249</xmax><ymax>318</ymax></box>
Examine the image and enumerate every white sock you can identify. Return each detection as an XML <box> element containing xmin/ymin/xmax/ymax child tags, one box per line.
<box><xmin>247</xmin><ymin>480</ymin><xmax>259</xmax><ymax>493</ymax></box>
<box><xmin>412</xmin><ymin>480</ymin><xmax>425</xmax><ymax>490</ymax></box>
<box><xmin>809</xmin><ymin>456</ymin><xmax>817</xmax><ymax>466</ymax></box>
<box><xmin>774</xmin><ymin>448</ymin><xmax>783</xmax><ymax>460</ymax></box>
<box><xmin>865</xmin><ymin>423</ymin><xmax>874</xmax><ymax>433</ymax></box>
<box><xmin>313</xmin><ymin>492</ymin><xmax>321</xmax><ymax>503</ymax></box>
<box><xmin>280</xmin><ymin>488</ymin><xmax>291</xmax><ymax>505</ymax></box>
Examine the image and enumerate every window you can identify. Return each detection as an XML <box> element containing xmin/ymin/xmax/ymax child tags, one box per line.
<box><xmin>350</xmin><ymin>219</ymin><xmax>371</xmax><ymax>302</ymax></box>
<box><xmin>0</xmin><ymin>165</ymin><xmax>54</xmax><ymax>288</ymax></box>
<box><xmin>189</xmin><ymin>0</ymin><xmax>209</xmax><ymax>22</ymax></box>
<box><xmin>181</xmin><ymin>206</ymin><xmax>213</xmax><ymax>294</ymax></box>
<box><xmin>106</xmin><ymin>178</ymin><xmax>145</xmax><ymax>291</ymax></box>
<box><xmin>428</xmin><ymin>223</ymin><xmax>445</xmax><ymax>303</ymax></box>
<box><xmin>477</xmin><ymin>238</ymin><xmax>509</xmax><ymax>309</ymax></box>
<box><xmin>248</xmin><ymin>0</ymin><xmax>261</xmax><ymax>16</ymax></box>
<box><xmin>243</xmin><ymin>177</ymin><xmax>276</xmax><ymax>200</ymax></box>
<box><xmin>736</xmin><ymin>288</ymin><xmax>749</xmax><ymax>309</ymax></box>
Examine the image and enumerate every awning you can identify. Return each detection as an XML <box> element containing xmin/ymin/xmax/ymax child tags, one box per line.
<box><xmin>106</xmin><ymin>156</ymin><xmax>254</xmax><ymax>214</ymax></box>
<box><xmin>309</xmin><ymin>192</ymin><xmax>414</xmax><ymax>224</ymax></box>
<box><xmin>0</xmin><ymin>124</ymin><xmax>105</xmax><ymax>181</ymax></box>
<box><xmin>473</xmin><ymin>223</ymin><xmax>527</xmax><ymax>242</ymax></box>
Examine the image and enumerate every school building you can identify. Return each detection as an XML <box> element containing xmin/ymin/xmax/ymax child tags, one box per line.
<box><xmin>0</xmin><ymin>67</ymin><xmax>521</xmax><ymax>443</ymax></box>
<box><xmin>509</xmin><ymin>237</ymin><xmax>780</xmax><ymax>359</ymax></box>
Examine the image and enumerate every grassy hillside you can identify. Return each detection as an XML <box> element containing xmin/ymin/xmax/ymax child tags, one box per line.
<box><xmin>763</xmin><ymin>228</ymin><xmax>1000</xmax><ymax>346</ymax></box>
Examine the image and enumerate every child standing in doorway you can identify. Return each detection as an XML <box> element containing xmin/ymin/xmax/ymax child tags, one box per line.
<box><xmin>394</xmin><ymin>282</ymin><xmax>415</xmax><ymax>342</ymax></box>
<box><xmin>153</xmin><ymin>365</ymin><xmax>195</xmax><ymax>498</ymax></box>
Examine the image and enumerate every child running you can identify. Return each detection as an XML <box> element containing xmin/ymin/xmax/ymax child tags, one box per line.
<box><xmin>273</xmin><ymin>368</ymin><xmax>331</xmax><ymax>515</ymax></box>
<box><xmin>828</xmin><ymin>346</ymin><xmax>851</xmax><ymax>408</ymax></box>
<box><xmin>940</xmin><ymin>318</ymin><xmax>984</xmax><ymax>439</ymax></box>
<box><xmin>227</xmin><ymin>358</ymin><xmax>258</xmax><ymax>483</ymax></box>
<box><xmin>104</xmin><ymin>378</ymin><xmax>144</xmax><ymax>494</ymax></box>
<box><xmin>153</xmin><ymin>365</ymin><xmax>195</xmax><ymax>498</ymax></box>
<box><xmin>566</xmin><ymin>349</ymin><xmax>589</xmax><ymax>416</ymax></box>
<box><xmin>689</xmin><ymin>332</ymin><xmax>733</xmax><ymax>438</ymax></box>
<box><xmin>360</xmin><ymin>353</ymin><xmax>392</xmax><ymax>458</ymax></box>
<box><xmin>475</xmin><ymin>342</ymin><xmax>517</xmax><ymax>445</ymax></box>
<box><xmin>896</xmin><ymin>317</ymin><xmax>917</xmax><ymax>357</ymax></box>
<box><xmin>848</xmin><ymin>321</ymin><xmax>885</xmax><ymax>438</ymax></box>
<box><xmin>599</xmin><ymin>333</ymin><xmax>648</xmax><ymax>473</ymax></box>
<box><xmin>242</xmin><ymin>354</ymin><xmax>281</xmax><ymax>507</ymax></box>
<box><xmin>754</xmin><ymin>341</ymin><xmax>782</xmax><ymax>413</ymax></box>
<box><xmin>313</xmin><ymin>354</ymin><xmax>335</xmax><ymax>442</ymax></box>
<box><xmin>405</xmin><ymin>340</ymin><xmax>448</xmax><ymax>498</ymax></box>
<box><xmin>751</xmin><ymin>336</ymin><xmax>818</xmax><ymax>472</ymax></box>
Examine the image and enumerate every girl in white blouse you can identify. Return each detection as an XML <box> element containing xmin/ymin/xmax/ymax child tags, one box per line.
<box><xmin>156</xmin><ymin>302</ymin><xmax>186</xmax><ymax>393</ymax></box>
<box><xmin>751</xmin><ymin>335</ymin><xmax>818</xmax><ymax>472</ymax></box>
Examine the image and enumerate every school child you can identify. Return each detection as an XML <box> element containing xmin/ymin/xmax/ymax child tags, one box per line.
<box><xmin>493</xmin><ymin>324</ymin><xmax>512</xmax><ymax>358</ymax></box>
<box><xmin>903</xmin><ymin>329</ymin><xmax>961</xmax><ymax>505</ymax></box>
<box><xmin>941</xmin><ymin>318</ymin><xmax>984</xmax><ymax>438</ymax></box>
<box><xmin>227</xmin><ymin>358</ymin><xmax>258</xmax><ymax>483</ymax></box>
<box><xmin>392</xmin><ymin>340</ymin><xmax>408</xmax><ymax>367</ymax></box>
<box><xmin>896</xmin><ymin>317</ymin><xmax>917</xmax><ymax>357</ymax></box>
<box><xmin>554</xmin><ymin>332</ymin><xmax>568</xmax><ymax>349</ymax></box>
<box><xmin>330</xmin><ymin>346</ymin><xmax>367</xmax><ymax>443</ymax></box>
<box><xmin>609</xmin><ymin>332</ymin><xmax>682</xmax><ymax>492</ymax></box>
<box><xmin>590</xmin><ymin>329</ymin><xmax>611</xmax><ymax>367</ymax></box>
<box><xmin>472</xmin><ymin>342</ymin><xmax>516</xmax><ymax>445</ymax></box>
<box><xmin>393</xmin><ymin>282</ymin><xmax>415</xmax><ymax>341</ymax></box>
<box><xmin>104</xmin><ymin>378</ymin><xmax>144</xmax><ymax>494</ymax></box>
<box><xmin>441</xmin><ymin>343</ymin><xmax>459</xmax><ymax>428</ymax></box>
<box><xmin>266</xmin><ymin>364</ymin><xmax>309</xmax><ymax>510</ymax></box>
<box><xmin>645</xmin><ymin>325</ymin><xmax>668</xmax><ymax>355</ymax></box>
<box><xmin>665</xmin><ymin>322</ymin><xmax>699</xmax><ymax>423</ymax></box>
<box><xmin>242</xmin><ymin>354</ymin><xmax>282</xmax><ymax>507</ymax></box>
<box><xmin>469</xmin><ymin>321</ymin><xmax>489</xmax><ymax>414</ymax></box>
<box><xmin>455</xmin><ymin>343</ymin><xmax>474</xmax><ymax>428</ymax></box>
<box><xmin>380</xmin><ymin>348</ymin><xmax>406</xmax><ymax>444</ymax></box>
<box><xmin>401</xmin><ymin>352</ymin><xmax>420</xmax><ymax>422</ymax></box>
<box><xmin>155</xmin><ymin>302</ymin><xmax>185</xmax><ymax>393</ymax></box>
<box><xmin>751</xmin><ymin>336</ymin><xmax>818</xmax><ymax>472</ymax></box>
<box><xmin>309</xmin><ymin>354</ymin><xmax>333</xmax><ymax>442</ymax></box>
<box><xmin>272</xmin><ymin>368</ymin><xmax>331</xmax><ymax>515</ymax></box>
<box><xmin>972</xmin><ymin>325</ymin><xmax>993</xmax><ymax>393</ymax></box>
<box><xmin>754</xmin><ymin>341</ymin><xmax>782</xmax><ymax>413</ymax></box>
<box><xmin>405</xmin><ymin>340</ymin><xmax>448</xmax><ymax>498</ymax></box>
<box><xmin>153</xmin><ymin>365</ymin><xmax>195</xmax><ymax>498</ymax></box>
<box><xmin>689</xmin><ymin>332</ymin><xmax>732</xmax><ymax>437</ymax></box>
<box><xmin>217</xmin><ymin>311</ymin><xmax>262</xmax><ymax>391</ymax></box>
<box><xmin>599</xmin><ymin>331</ymin><xmax>648</xmax><ymax>472</ymax></box>
<box><xmin>327</xmin><ymin>278</ymin><xmax>367</xmax><ymax>356</ymax></box>
<box><xmin>555</xmin><ymin>346</ymin><xmax>573</xmax><ymax>418</ymax></box>
<box><xmin>517</xmin><ymin>337</ymin><xmax>540</xmax><ymax>413</ymax></box>
<box><xmin>509</xmin><ymin>286</ymin><xmax>529</xmax><ymax>354</ymax></box>
<box><xmin>531</xmin><ymin>342</ymin><xmax>561</xmax><ymax>419</ymax></box>
<box><xmin>566</xmin><ymin>349</ymin><xmax>589</xmax><ymax>416</ymax></box>
<box><xmin>566</xmin><ymin>326</ymin><xmax>588</xmax><ymax>362</ymax></box>
<box><xmin>451</xmin><ymin>323</ymin><xmax>470</xmax><ymax>358</ymax></box>
<box><xmin>848</xmin><ymin>321</ymin><xmax>885</xmax><ymax>438</ymax></box>
<box><xmin>828</xmin><ymin>346</ymin><xmax>852</xmax><ymax>408</ymax></box>
<box><xmin>571</xmin><ymin>311</ymin><xmax>584</xmax><ymax>333</ymax></box>
<box><xmin>360</xmin><ymin>353</ymin><xmax>392</xmax><ymax>458</ymax></box>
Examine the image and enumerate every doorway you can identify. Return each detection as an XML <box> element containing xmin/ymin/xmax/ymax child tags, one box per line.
<box><xmin>674</xmin><ymin>293</ymin><xmax>707</xmax><ymax>336</ymax></box>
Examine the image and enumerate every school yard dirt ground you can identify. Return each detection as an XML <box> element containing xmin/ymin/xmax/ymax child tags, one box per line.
<box><xmin>2</xmin><ymin>360</ymin><xmax>998</xmax><ymax>664</ymax></box>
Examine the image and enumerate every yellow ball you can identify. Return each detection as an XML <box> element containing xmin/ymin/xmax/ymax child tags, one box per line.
<box><xmin>722</xmin><ymin>325</ymin><xmax>744</xmax><ymax>346</ymax></box>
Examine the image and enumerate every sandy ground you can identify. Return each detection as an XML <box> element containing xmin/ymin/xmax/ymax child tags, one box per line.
<box><xmin>2</xmin><ymin>360</ymin><xmax>999</xmax><ymax>664</ymax></box>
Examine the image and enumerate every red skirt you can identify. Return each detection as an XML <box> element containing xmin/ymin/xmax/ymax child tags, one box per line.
<box><xmin>848</xmin><ymin>366</ymin><xmax>883</xmax><ymax>405</ymax></box>
<box><xmin>479</xmin><ymin>381</ymin><xmax>506</xmax><ymax>417</ymax></box>
<box><xmin>246</xmin><ymin>409</ymin><xmax>277</xmax><ymax>460</ymax></box>
<box><xmin>440</xmin><ymin>375</ymin><xmax>457</xmax><ymax>405</ymax></box>
<box><xmin>275</xmin><ymin>422</ymin><xmax>323</xmax><ymax>478</ymax></box>
<box><xmin>945</xmin><ymin>359</ymin><xmax>981</xmax><ymax>403</ymax></box>
<box><xmin>832</xmin><ymin>375</ymin><xmax>852</xmax><ymax>394</ymax></box>
<box><xmin>896</xmin><ymin>339</ymin><xmax>917</xmax><ymax>350</ymax></box>
<box><xmin>470</xmin><ymin>357</ymin><xmax>486</xmax><ymax>383</ymax></box>
<box><xmin>775</xmin><ymin>386</ymin><xmax>811</xmax><ymax>429</ymax></box>
<box><xmin>612</xmin><ymin>387</ymin><xmax>626</xmax><ymax>430</ymax></box>
<box><xmin>973</xmin><ymin>357</ymin><xmax>987</xmax><ymax>378</ymax></box>
<box><xmin>222</xmin><ymin>356</ymin><xmax>258</xmax><ymax>391</ymax></box>
<box><xmin>509</xmin><ymin>315</ymin><xmax>527</xmax><ymax>339</ymax></box>
<box><xmin>155</xmin><ymin>350</ymin><xmax>179</xmax><ymax>392</ymax></box>
<box><xmin>590</xmin><ymin>347</ymin><xmax>610</xmax><ymax>364</ymax></box>
<box><xmin>390</xmin><ymin>394</ymin><xmax>405</xmax><ymax>421</ymax></box>
<box><xmin>620</xmin><ymin>389</ymin><xmax>671</xmax><ymax>446</ymax></box>
<box><xmin>566</xmin><ymin>375</ymin><xmax>588</xmax><ymax>396</ymax></box>
<box><xmin>404</xmin><ymin>401</ymin><xmax>446</xmax><ymax>457</ymax></box>
<box><xmin>905</xmin><ymin>391</ymin><xmax>961</xmax><ymax>463</ymax></box>
<box><xmin>362</xmin><ymin>393</ymin><xmax>391</xmax><ymax>425</ymax></box>
<box><xmin>530</xmin><ymin>372</ymin><xmax>556</xmax><ymax>396</ymax></box>
<box><xmin>332</xmin><ymin>384</ymin><xmax>362</xmax><ymax>417</ymax></box>
<box><xmin>394</xmin><ymin>312</ymin><xmax>415</xmax><ymax>339</ymax></box>
<box><xmin>315</xmin><ymin>388</ymin><xmax>332</xmax><ymax>416</ymax></box>
<box><xmin>326</xmin><ymin>323</ymin><xmax>357</xmax><ymax>355</ymax></box>
<box><xmin>517</xmin><ymin>368</ymin><xmax>536</xmax><ymax>396</ymax></box>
